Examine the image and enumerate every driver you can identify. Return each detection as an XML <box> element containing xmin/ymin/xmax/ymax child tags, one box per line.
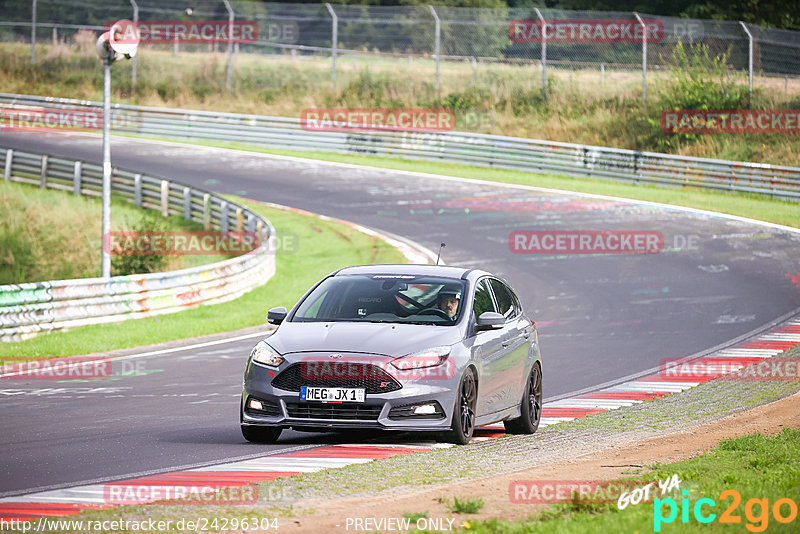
<box><xmin>437</xmin><ymin>291</ymin><xmax>460</xmax><ymax>319</ymax></box>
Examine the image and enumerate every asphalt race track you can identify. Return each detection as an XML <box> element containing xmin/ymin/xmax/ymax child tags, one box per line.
<box><xmin>2</xmin><ymin>132</ymin><xmax>799</xmax><ymax>496</ymax></box>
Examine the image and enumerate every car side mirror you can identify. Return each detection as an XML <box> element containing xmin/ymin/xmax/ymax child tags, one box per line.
<box><xmin>476</xmin><ymin>311</ymin><xmax>504</xmax><ymax>331</ymax></box>
<box><xmin>267</xmin><ymin>306</ymin><xmax>287</xmax><ymax>325</ymax></box>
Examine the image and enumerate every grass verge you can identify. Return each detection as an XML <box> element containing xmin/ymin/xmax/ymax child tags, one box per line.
<box><xmin>0</xmin><ymin>198</ymin><xmax>407</xmax><ymax>359</ymax></box>
<box><xmin>0</xmin><ymin>180</ymin><xmax>219</xmax><ymax>284</ymax></box>
<box><xmin>461</xmin><ymin>427</ymin><xmax>800</xmax><ymax>533</ymax></box>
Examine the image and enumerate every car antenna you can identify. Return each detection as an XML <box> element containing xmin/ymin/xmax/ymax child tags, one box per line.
<box><xmin>435</xmin><ymin>242</ymin><xmax>446</xmax><ymax>265</ymax></box>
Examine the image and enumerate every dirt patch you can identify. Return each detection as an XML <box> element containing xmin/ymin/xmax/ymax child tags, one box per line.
<box><xmin>281</xmin><ymin>389</ymin><xmax>800</xmax><ymax>532</ymax></box>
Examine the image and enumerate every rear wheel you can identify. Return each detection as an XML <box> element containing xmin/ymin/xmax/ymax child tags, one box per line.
<box><xmin>504</xmin><ymin>363</ymin><xmax>542</xmax><ymax>434</ymax></box>
<box><xmin>241</xmin><ymin>425</ymin><xmax>282</xmax><ymax>443</ymax></box>
<box><xmin>447</xmin><ymin>371</ymin><xmax>477</xmax><ymax>445</ymax></box>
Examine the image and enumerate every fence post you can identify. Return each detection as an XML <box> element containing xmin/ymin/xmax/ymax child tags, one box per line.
<box><xmin>222</xmin><ymin>0</ymin><xmax>234</xmax><ymax>91</ymax></box>
<box><xmin>52</xmin><ymin>25</ymin><xmax>57</xmax><ymax>46</ymax></box>
<box><xmin>325</xmin><ymin>3</ymin><xmax>338</xmax><ymax>87</ymax></box>
<box><xmin>30</xmin><ymin>0</ymin><xmax>37</xmax><ymax>66</ymax></box>
<box><xmin>4</xmin><ymin>149</ymin><xmax>13</xmax><ymax>181</ymax></box>
<box><xmin>183</xmin><ymin>186</ymin><xmax>191</xmax><ymax>220</ymax></box>
<box><xmin>130</xmin><ymin>0</ymin><xmax>138</xmax><ymax>90</ymax></box>
<box><xmin>633</xmin><ymin>12</ymin><xmax>647</xmax><ymax>103</ymax></box>
<box><xmin>429</xmin><ymin>6</ymin><xmax>441</xmax><ymax>90</ymax></box>
<box><xmin>534</xmin><ymin>8</ymin><xmax>546</xmax><ymax>99</ymax></box>
<box><xmin>39</xmin><ymin>155</ymin><xmax>48</xmax><ymax>189</ymax></box>
<box><xmin>739</xmin><ymin>21</ymin><xmax>753</xmax><ymax>107</ymax></box>
<box><xmin>220</xmin><ymin>201</ymin><xmax>229</xmax><ymax>232</ymax></box>
<box><xmin>203</xmin><ymin>193</ymin><xmax>211</xmax><ymax>230</ymax></box>
<box><xmin>134</xmin><ymin>173</ymin><xmax>142</xmax><ymax>206</ymax></box>
<box><xmin>160</xmin><ymin>180</ymin><xmax>169</xmax><ymax>217</ymax></box>
<box><xmin>73</xmin><ymin>161</ymin><xmax>82</xmax><ymax>195</ymax></box>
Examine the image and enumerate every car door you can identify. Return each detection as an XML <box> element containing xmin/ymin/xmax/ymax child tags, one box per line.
<box><xmin>488</xmin><ymin>278</ymin><xmax>531</xmax><ymax>411</ymax></box>
<box><xmin>472</xmin><ymin>277</ymin><xmax>513</xmax><ymax>417</ymax></box>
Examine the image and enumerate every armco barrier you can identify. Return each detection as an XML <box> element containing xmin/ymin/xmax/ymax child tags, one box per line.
<box><xmin>1</xmin><ymin>93</ymin><xmax>800</xmax><ymax>201</ymax></box>
<box><xmin>0</xmin><ymin>146</ymin><xmax>276</xmax><ymax>342</ymax></box>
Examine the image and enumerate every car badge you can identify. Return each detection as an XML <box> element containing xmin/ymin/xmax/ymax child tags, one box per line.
<box><xmin>329</xmin><ymin>353</ymin><xmax>343</xmax><ymax>359</ymax></box>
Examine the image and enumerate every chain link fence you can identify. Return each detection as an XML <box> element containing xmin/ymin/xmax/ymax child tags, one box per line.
<box><xmin>2</xmin><ymin>1</ymin><xmax>800</xmax><ymax>100</ymax></box>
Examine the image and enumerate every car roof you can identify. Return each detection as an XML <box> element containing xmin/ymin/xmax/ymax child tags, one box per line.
<box><xmin>334</xmin><ymin>264</ymin><xmax>482</xmax><ymax>280</ymax></box>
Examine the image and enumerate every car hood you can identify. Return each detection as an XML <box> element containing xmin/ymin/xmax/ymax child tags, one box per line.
<box><xmin>266</xmin><ymin>321</ymin><xmax>463</xmax><ymax>357</ymax></box>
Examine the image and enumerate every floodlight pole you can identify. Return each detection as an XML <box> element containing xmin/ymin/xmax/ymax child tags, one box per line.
<box><xmin>130</xmin><ymin>0</ymin><xmax>138</xmax><ymax>90</ymax></box>
<box><xmin>222</xmin><ymin>0</ymin><xmax>233</xmax><ymax>91</ymax></box>
<box><xmin>534</xmin><ymin>8</ymin><xmax>546</xmax><ymax>100</ymax></box>
<box><xmin>101</xmin><ymin>56</ymin><xmax>112</xmax><ymax>278</ymax></box>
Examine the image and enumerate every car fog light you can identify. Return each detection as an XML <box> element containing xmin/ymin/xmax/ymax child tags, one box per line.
<box><xmin>413</xmin><ymin>404</ymin><xmax>437</xmax><ymax>415</ymax></box>
<box><xmin>249</xmin><ymin>398</ymin><xmax>264</xmax><ymax>411</ymax></box>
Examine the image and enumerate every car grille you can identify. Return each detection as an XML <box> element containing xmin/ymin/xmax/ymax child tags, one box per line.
<box><xmin>285</xmin><ymin>402</ymin><xmax>383</xmax><ymax>421</ymax></box>
<box><xmin>271</xmin><ymin>362</ymin><xmax>402</xmax><ymax>394</ymax></box>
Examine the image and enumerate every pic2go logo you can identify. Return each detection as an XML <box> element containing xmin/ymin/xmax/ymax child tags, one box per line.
<box><xmin>654</xmin><ymin>489</ymin><xmax>799</xmax><ymax>532</ymax></box>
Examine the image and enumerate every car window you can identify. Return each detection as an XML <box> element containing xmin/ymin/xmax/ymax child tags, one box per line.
<box><xmin>489</xmin><ymin>279</ymin><xmax>517</xmax><ymax>319</ymax></box>
<box><xmin>292</xmin><ymin>274</ymin><xmax>466</xmax><ymax>325</ymax></box>
<box><xmin>472</xmin><ymin>279</ymin><xmax>496</xmax><ymax>322</ymax></box>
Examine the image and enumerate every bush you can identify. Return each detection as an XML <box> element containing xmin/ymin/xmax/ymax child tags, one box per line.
<box><xmin>111</xmin><ymin>214</ymin><xmax>169</xmax><ymax>276</ymax></box>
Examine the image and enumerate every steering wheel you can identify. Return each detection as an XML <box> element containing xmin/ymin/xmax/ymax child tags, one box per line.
<box><xmin>418</xmin><ymin>308</ymin><xmax>453</xmax><ymax>320</ymax></box>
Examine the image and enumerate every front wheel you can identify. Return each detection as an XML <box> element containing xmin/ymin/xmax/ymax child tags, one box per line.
<box><xmin>447</xmin><ymin>371</ymin><xmax>477</xmax><ymax>445</ymax></box>
<box><xmin>504</xmin><ymin>362</ymin><xmax>542</xmax><ymax>434</ymax></box>
<box><xmin>241</xmin><ymin>424</ymin><xmax>282</xmax><ymax>443</ymax></box>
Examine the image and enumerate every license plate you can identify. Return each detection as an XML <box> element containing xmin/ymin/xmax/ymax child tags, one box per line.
<box><xmin>300</xmin><ymin>386</ymin><xmax>365</xmax><ymax>403</ymax></box>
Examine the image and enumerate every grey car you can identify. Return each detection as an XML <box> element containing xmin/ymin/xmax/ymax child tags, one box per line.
<box><xmin>240</xmin><ymin>264</ymin><xmax>542</xmax><ymax>444</ymax></box>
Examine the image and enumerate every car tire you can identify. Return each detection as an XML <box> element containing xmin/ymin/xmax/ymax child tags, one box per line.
<box><xmin>504</xmin><ymin>362</ymin><xmax>542</xmax><ymax>434</ymax></box>
<box><xmin>447</xmin><ymin>371</ymin><xmax>477</xmax><ymax>445</ymax></box>
<box><xmin>241</xmin><ymin>424</ymin><xmax>282</xmax><ymax>443</ymax></box>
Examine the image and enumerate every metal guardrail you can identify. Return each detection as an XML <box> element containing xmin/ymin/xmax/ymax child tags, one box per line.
<box><xmin>0</xmin><ymin>145</ymin><xmax>276</xmax><ymax>343</ymax></box>
<box><xmin>1</xmin><ymin>92</ymin><xmax>798</xmax><ymax>201</ymax></box>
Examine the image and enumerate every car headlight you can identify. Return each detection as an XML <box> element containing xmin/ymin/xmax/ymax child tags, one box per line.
<box><xmin>391</xmin><ymin>346</ymin><xmax>450</xmax><ymax>370</ymax></box>
<box><xmin>251</xmin><ymin>342</ymin><xmax>284</xmax><ymax>367</ymax></box>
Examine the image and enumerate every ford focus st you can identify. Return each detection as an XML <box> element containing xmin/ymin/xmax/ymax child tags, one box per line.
<box><xmin>240</xmin><ymin>264</ymin><xmax>542</xmax><ymax>444</ymax></box>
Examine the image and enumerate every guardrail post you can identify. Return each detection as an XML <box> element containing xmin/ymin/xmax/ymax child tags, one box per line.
<box><xmin>73</xmin><ymin>161</ymin><xmax>82</xmax><ymax>195</ymax></box>
<box><xmin>39</xmin><ymin>155</ymin><xmax>48</xmax><ymax>189</ymax></box>
<box><xmin>634</xmin><ymin>12</ymin><xmax>647</xmax><ymax>103</ymax></box>
<box><xmin>256</xmin><ymin>220</ymin><xmax>264</xmax><ymax>238</ymax></box>
<box><xmin>739</xmin><ymin>21</ymin><xmax>754</xmax><ymax>107</ymax></box>
<box><xmin>203</xmin><ymin>193</ymin><xmax>211</xmax><ymax>230</ymax></box>
<box><xmin>534</xmin><ymin>8</ymin><xmax>546</xmax><ymax>100</ymax></box>
<box><xmin>133</xmin><ymin>173</ymin><xmax>142</xmax><ymax>206</ymax></box>
<box><xmin>236</xmin><ymin>207</ymin><xmax>243</xmax><ymax>232</ymax></box>
<box><xmin>429</xmin><ymin>6</ymin><xmax>441</xmax><ymax>91</ymax></box>
<box><xmin>160</xmin><ymin>180</ymin><xmax>169</xmax><ymax>217</ymax></box>
<box><xmin>325</xmin><ymin>3</ymin><xmax>338</xmax><ymax>87</ymax></box>
<box><xmin>183</xmin><ymin>186</ymin><xmax>191</xmax><ymax>220</ymax></box>
<box><xmin>3</xmin><ymin>149</ymin><xmax>12</xmax><ymax>181</ymax></box>
<box><xmin>220</xmin><ymin>201</ymin><xmax>229</xmax><ymax>232</ymax></box>
<box><xmin>246</xmin><ymin>213</ymin><xmax>255</xmax><ymax>232</ymax></box>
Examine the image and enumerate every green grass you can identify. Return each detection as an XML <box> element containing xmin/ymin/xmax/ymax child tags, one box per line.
<box><xmin>449</xmin><ymin>497</ymin><xmax>486</xmax><ymax>514</ymax></box>
<box><xmin>0</xmin><ymin>180</ymin><xmax>219</xmax><ymax>284</ymax></box>
<box><xmin>3</xmin><ymin>40</ymin><xmax>799</xmax><ymax>166</ymax></box>
<box><xmin>0</xmin><ymin>198</ymin><xmax>407</xmax><ymax>359</ymax></box>
<box><xmin>460</xmin><ymin>428</ymin><xmax>800</xmax><ymax>533</ymax></box>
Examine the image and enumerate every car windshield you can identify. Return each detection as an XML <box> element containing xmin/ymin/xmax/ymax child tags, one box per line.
<box><xmin>292</xmin><ymin>274</ymin><xmax>467</xmax><ymax>325</ymax></box>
